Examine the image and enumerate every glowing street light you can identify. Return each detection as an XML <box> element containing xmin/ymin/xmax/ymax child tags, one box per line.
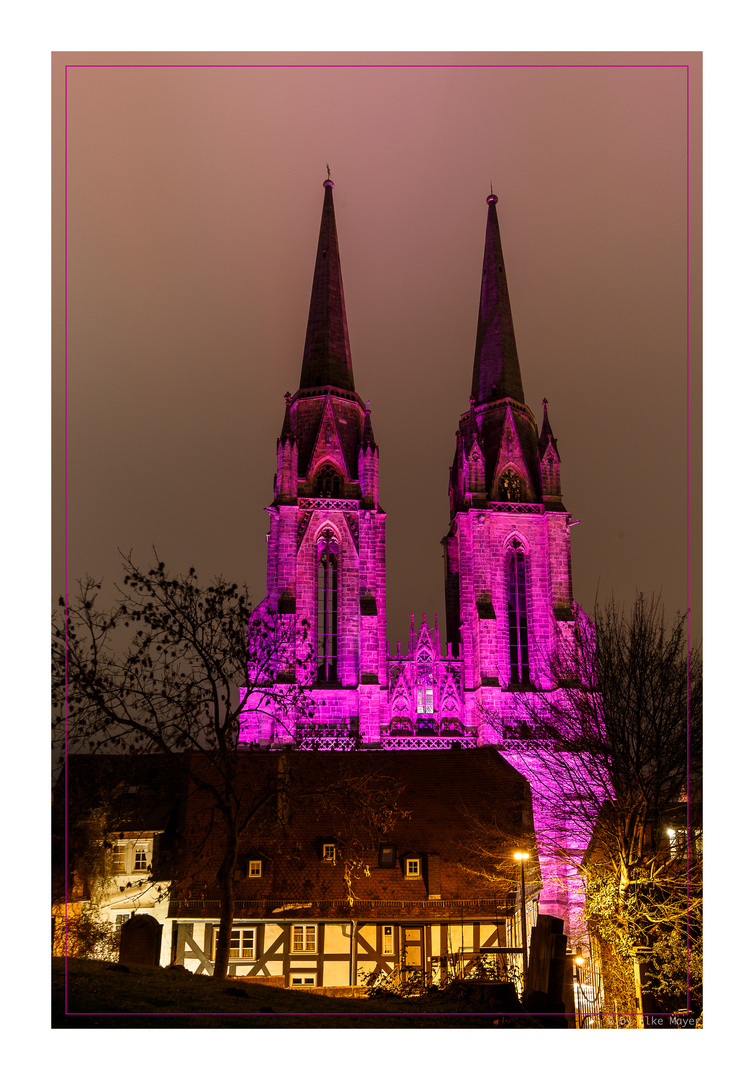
<box><xmin>513</xmin><ymin>850</ymin><xmax>530</xmax><ymax>988</ymax></box>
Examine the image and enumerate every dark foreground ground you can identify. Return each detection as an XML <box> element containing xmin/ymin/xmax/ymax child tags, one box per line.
<box><xmin>53</xmin><ymin>958</ymin><xmax>540</xmax><ymax>1028</ymax></box>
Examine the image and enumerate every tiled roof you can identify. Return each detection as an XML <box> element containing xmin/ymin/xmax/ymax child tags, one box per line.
<box><xmin>173</xmin><ymin>748</ymin><xmax>538</xmax><ymax>917</ymax></box>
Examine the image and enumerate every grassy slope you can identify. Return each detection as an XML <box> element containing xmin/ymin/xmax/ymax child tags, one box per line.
<box><xmin>52</xmin><ymin>958</ymin><xmax>529</xmax><ymax>1028</ymax></box>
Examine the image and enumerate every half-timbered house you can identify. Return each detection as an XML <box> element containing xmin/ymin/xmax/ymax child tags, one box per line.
<box><xmin>169</xmin><ymin>747</ymin><xmax>541</xmax><ymax>989</ymax></box>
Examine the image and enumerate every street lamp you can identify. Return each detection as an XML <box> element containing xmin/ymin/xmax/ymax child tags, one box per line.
<box><xmin>513</xmin><ymin>850</ymin><xmax>530</xmax><ymax>989</ymax></box>
<box><xmin>573</xmin><ymin>947</ymin><xmax>585</xmax><ymax>1028</ymax></box>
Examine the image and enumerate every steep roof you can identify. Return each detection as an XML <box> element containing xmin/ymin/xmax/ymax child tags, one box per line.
<box><xmin>172</xmin><ymin>748</ymin><xmax>540</xmax><ymax>918</ymax></box>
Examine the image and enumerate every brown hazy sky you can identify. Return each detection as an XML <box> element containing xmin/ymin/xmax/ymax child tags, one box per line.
<box><xmin>52</xmin><ymin>52</ymin><xmax>701</xmax><ymax>646</ymax></box>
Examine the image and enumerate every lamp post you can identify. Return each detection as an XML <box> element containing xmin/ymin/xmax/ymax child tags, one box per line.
<box><xmin>513</xmin><ymin>851</ymin><xmax>530</xmax><ymax>991</ymax></box>
<box><xmin>574</xmin><ymin>946</ymin><xmax>585</xmax><ymax>1028</ymax></box>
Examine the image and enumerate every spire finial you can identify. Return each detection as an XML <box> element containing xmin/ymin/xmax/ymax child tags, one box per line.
<box><xmin>326</xmin><ymin>162</ymin><xmax>331</xmax><ymax>179</ymax></box>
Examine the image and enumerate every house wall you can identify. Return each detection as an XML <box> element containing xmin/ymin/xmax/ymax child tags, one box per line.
<box><xmin>172</xmin><ymin>918</ymin><xmax>516</xmax><ymax>987</ymax></box>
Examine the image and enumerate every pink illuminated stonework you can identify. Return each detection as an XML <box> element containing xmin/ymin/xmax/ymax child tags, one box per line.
<box><xmin>239</xmin><ymin>181</ymin><xmax>596</xmax><ymax>938</ymax></box>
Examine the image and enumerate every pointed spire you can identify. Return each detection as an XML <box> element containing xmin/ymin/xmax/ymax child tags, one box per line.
<box><xmin>470</xmin><ymin>193</ymin><xmax>525</xmax><ymax>406</ymax></box>
<box><xmin>299</xmin><ymin>178</ymin><xmax>355</xmax><ymax>393</ymax></box>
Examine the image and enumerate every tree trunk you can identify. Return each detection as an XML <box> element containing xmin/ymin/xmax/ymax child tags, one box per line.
<box><xmin>212</xmin><ymin>827</ymin><xmax>238</xmax><ymax>980</ymax></box>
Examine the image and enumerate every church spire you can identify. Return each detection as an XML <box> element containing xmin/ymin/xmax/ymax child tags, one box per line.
<box><xmin>299</xmin><ymin>178</ymin><xmax>355</xmax><ymax>393</ymax></box>
<box><xmin>470</xmin><ymin>193</ymin><xmax>525</xmax><ymax>406</ymax></box>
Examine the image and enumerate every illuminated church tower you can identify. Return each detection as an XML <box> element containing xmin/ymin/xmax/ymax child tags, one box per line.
<box><xmin>443</xmin><ymin>192</ymin><xmax>577</xmax><ymax>738</ymax></box>
<box><xmin>251</xmin><ymin>178</ymin><xmax>386</xmax><ymax>745</ymax></box>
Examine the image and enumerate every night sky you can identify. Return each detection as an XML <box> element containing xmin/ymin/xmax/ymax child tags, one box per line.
<box><xmin>52</xmin><ymin>53</ymin><xmax>701</xmax><ymax>647</ymax></box>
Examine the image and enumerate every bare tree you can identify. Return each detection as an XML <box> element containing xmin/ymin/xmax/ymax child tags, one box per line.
<box><xmin>486</xmin><ymin>595</ymin><xmax>702</xmax><ymax>1015</ymax></box>
<box><xmin>53</xmin><ymin>553</ymin><xmax>315</xmax><ymax>979</ymax></box>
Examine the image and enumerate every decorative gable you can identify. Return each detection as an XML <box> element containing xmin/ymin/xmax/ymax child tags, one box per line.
<box><xmin>307</xmin><ymin>397</ymin><xmax>350</xmax><ymax>487</ymax></box>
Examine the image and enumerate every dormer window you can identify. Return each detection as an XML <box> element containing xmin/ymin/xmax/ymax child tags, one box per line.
<box><xmin>321</xmin><ymin>842</ymin><xmax>337</xmax><ymax>864</ymax></box>
<box><xmin>404</xmin><ymin>856</ymin><xmax>422</xmax><ymax>879</ymax></box>
<box><xmin>109</xmin><ymin>837</ymin><xmax>154</xmax><ymax>876</ymax></box>
<box><xmin>247</xmin><ymin>859</ymin><xmax>263</xmax><ymax>878</ymax></box>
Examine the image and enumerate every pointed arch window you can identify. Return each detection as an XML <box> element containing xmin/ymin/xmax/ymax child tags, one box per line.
<box><xmin>507</xmin><ymin>540</ymin><xmax>530</xmax><ymax>685</ymax></box>
<box><xmin>500</xmin><ymin>468</ymin><xmax>523</xmax><ymax>502</ymax></box>
<box><xmin>317</xmin><ymin>530</ymin><xmax>339</xmax><ymax>682</ymax></box>
<box><xmin>315</xmin><ymin>464</ymin><xmax>342</xmax><ymax>498</ymax></box>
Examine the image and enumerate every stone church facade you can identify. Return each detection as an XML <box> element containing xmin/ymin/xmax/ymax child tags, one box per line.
<box><xmin>239</xmin><ymin>180</ymin><xmax>592</xmax><ymax>931</ymax></box>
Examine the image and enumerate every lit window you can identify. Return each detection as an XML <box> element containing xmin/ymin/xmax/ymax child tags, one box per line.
<box><xmin>382</xmin><ymin>926</ymin><xmax>394</xmax><ymax>955</ymax></box>
<box><xmin>292</xmin><ymin>925</ymin><xmax>317</xmax><ymax>952</ymax></box>
<box><xmin>406</xmin><ymin>858</ymin><xmax>422</xmax><ymax>878</ymax></box>
<box><xmin>212</xmin><ymin>927</ymin><xmax>256</xmax><ymax>961</ymax></box>
<box><xmin>500</xmin><ymin>467</ymin><xmax>523</xmax><ymax>501</ymax></box>
<box><xmin>322</xmin><ymin>843</ymin><xmax>336</xmax><ymax>863</ymax></box>
<box><xmin>247</xmin><ymin>860</ymin><xmax>263</xmax><ymax>878</ymax></box>
<box><xmin>230</xmin><ymin>928</ymin><xmax>255</xmax><ymax>959</ymax></box>
<box><xmin>110</xmin><ymin>838</ymin><xmax>152</xmax><ymax>875</ymax></box>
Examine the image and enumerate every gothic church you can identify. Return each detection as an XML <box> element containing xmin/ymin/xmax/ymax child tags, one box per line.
<box><xmin>239</xmin><ymin>179</ymin><xmax>586</xmax><ymax>927</ymax></box>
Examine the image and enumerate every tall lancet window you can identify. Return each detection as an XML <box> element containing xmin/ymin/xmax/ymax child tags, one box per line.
<box><xmin>317</xmin><ymin>530</ymin><xmax>339</xmax><ymax>682</ymax></box>
<box><xmin>507</xmin><ymin>540</ymin><xmax>530</xmax><ymax>685</ymax></box>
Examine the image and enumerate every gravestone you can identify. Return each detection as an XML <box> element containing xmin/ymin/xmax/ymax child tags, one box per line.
<box><xmin>119</xmin><ymin>914</ymin><xmax>163</xmax><ymax>966</ymax></box>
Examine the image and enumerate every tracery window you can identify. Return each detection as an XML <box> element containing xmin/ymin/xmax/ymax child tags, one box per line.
<box><xmin>317</xmin><ymin>530</ymin><xmax>338</xmax><ymax>682</ymax></box>
<box><xmin>315</xmin><ymin>463</ymin><xmax>342</xmax><ymax>497</ymax></box>
<box><xmin>507</xmin><ymin>540</ymin><xmax>530</xmax><ymax>684</ymax></box>
<box><xmin>500</xmin><ymin>467</ymin><xmax>523</xmax><ymax>502</ymax></box>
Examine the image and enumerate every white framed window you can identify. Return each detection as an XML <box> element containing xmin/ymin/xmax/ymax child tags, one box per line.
<box><xmin>290</xmin><ymin>975</ymin><xmax>316</xmax><ymax>986</ymax></box>
<box><xmin>291</xmin><ymin>924</ymin><xmax>317</xmax><ymax>952</ymax></box>
<box><xmin>247</xmin><ymin>860</ymin><xmax>263</xmax><ymax>878</ymax></box>
<box><xmin>110</xmin><ymin>838</ymin><xmax>152</xmax><ymax>875</ymax></box>
<box><xmin>230</xmin><ymin>928</ymin><xmax>255</xmax><ymax>959</ymax></box>
<box><xmin>212</xmin><ymin>926</ymin><xmax>256</xmax><ymax>960</ymax></box>
<box><xmin>405</xmin><ymin>858</ymin><xmax>422</xmax><ymax>878</ymax></box>
<box><xmin>322</xmin><ymin>843</ymin><xmax>336</xmax><ymax>863</ymax></box>
<box><xmin>382</xmin><ymin>925</ymin><xmax>394</xmax><ymax>954</ymax></box>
